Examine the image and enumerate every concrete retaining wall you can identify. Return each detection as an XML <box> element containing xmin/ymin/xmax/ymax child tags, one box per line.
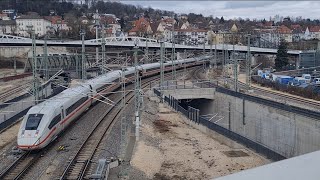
<box><xmin>0</xmin><ymin>46</ymin><xmax>69</xmax><ymax>58</ymax></box>
<box><xmin>213</xmin><ymin>91</ymin><xmax>320</xmax><ymax>158</ymax></box>
<box><xmin>162</xmin><ymin>88</ymin><xmax>215</xmax><ymax>100</ymax></box>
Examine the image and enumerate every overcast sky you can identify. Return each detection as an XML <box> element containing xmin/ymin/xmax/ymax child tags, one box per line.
<box><xmin>119</xmin><ymin>1</ymin><xmax>320</xmax><ymax>20</ymax></box>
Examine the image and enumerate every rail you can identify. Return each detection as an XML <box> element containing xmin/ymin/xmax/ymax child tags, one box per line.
<box><xmin>59</xmin><ymin>72</ymin><xmax>180</xmax><ymax>179</ymax></box>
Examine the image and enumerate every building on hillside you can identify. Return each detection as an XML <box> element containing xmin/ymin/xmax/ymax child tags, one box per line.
<box><xmin>230</xmin><ymin>23</ymin><xmax>238</xmax><ymax>33</ymax></box>
<box><xmin>277</xmin><ymin>25</ymin><xmax>292</xmax><ymax>42</ymax></box>
<box><xmin>292</xmin><ymin>28</ymin><xmax>304</xmax><ymax>42</ymax></box>
<box><xmin>304</xmin><ymin>27</ymin><xmax>311</xmax><ymax>40</ymax></box>
<box><xmin>0</xmin><ymin>13</ymin><xmax>10</xmax><ymax>20</ymax></box>
<box><xmin>2</xmin><ymin>9</ymin><xmax>16</xmax><ymax>20</ymax></box>
<box><xmin>128</xmin><ymin>17</ymin><xmax>153</xmax><ymax>37</ymax></box>
<box><xmin>180</xmin><ymin>21</ymin><xmax>190</xmax><ymax>29</ymax></box>
<box><xmin>214</xmin><ymin>24</ymin><xmax>241</xmax><ymax>44</ymax></box>
<box><xmin>16</xmin><ymin>12</ymin><xmax>51</xmax><ymax>37</ymax></box>
<box><xmin>44</xmin><ymin>16</ymin><xmax>69</xmax><ymax>32</ymax></box>
<box><xmin>178</xmin><ymin>14</ymin><xmax>188</xmax><ymax>20</ymax></box>
<box><xmin>257</xmin><ymin>29</ymin><xmax>279</xmax><ymax>46</ymax></box>
<box><xmin>174</xmin><ymin>28</ymin><xmax>208</xmax><ymax>45</ymax></box>
<box><xmin>100</xmin><ymin>14</ymin><xmax>121</xmax><ymax>37</ymax></box>
<box><xmin>0</xmin><ymin>20</ymin><xmax>16</xmax><ymax>35</ymax></box>
<box><xmin>308</xmin><ymin>26</ymin><xmax>320</xmax><ymax>40</ymax></box>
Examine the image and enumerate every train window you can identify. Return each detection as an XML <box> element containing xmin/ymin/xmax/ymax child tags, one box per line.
<box><xmin>25</xmin><ymin>114</ymin><xmax>44</xmax><ymax>130</ymax></box>
<box><xmin>66</xmin><ymin>96</ymin><xmax>88</xmax><ymax>115</ymax></box>
<box><xmin>48</xmin><ymin>114</ymin><xmax>61</xmax><ymax>130</ymax></box>
<box><xmin>147</xmin><ymin>67</ymin><xmax>159</xmax><ymax>72</ymax></box>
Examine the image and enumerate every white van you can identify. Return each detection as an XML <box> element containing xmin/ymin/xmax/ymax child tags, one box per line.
<box><xmin>302</xmin><ymin>74</ymin><xmax>311</xmax><ymax>83</ymax></box>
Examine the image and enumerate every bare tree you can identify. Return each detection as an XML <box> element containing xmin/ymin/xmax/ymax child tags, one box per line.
<box><xmin>256</xmin><ymin>55</ymin><xmax>274</xmax><ymax>69</ymax></box>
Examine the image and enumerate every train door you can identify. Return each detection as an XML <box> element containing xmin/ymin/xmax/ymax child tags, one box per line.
<box><xmin>60</xmin><ymin>106</ymin><xmax>65</xmax><ymax>130</ymax></box>
<box><xmin>89</xmin><ymin>85</ymin><xmax>93</xmax><ymax>105</ymax></box>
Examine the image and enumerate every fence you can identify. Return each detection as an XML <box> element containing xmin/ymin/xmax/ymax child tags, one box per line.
<box><xmin>153</xmin><ymin>88</ymin><xmax>286</xmax><ymax>161</ymax></box>
<box><xmin>252</xmin><ymin>76</ymin><xmax>320</xmax><ymax>100</ymax></box>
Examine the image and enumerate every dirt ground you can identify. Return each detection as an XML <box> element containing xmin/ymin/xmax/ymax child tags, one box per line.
<box><xmin>129</xmin><ymin>92</ymin><xmax>270</xmax><ymax>180</ymax></box>
<box><xmin>0</xmin><ymin>75</ymin><xmax>31</xmax><ymax>94</ymax></box>
<box><xmin>0</xmin><ymin>68</ymin><xmax>25</xmax><ymax>78</ymax></box>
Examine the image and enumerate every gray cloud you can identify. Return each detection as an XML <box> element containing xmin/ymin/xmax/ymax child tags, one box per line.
<box><xmin>224</xmin><ymin>1</ymin><xmax>278</xmax><ymax>9</ymax></box>
<box><xmin>120</xmin><ymin>1</ymin><xmax>320</xmax><ymax>20</ymax></box>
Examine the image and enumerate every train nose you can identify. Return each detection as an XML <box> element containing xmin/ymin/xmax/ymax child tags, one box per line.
<box><xmin>17</xmin><ymin>130</ymin><xmax>41</xmax><ymax>150</ymax></box>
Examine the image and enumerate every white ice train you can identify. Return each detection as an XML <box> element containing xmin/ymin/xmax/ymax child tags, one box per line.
<box><xmin>17</xmin><ymin>56</ymin><xmax>210</xmax><ymax>150</ymax></box>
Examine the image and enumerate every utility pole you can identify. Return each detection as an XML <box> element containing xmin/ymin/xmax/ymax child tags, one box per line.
<box><xmin>121</xmin><ymin>68</ymin><xmax>126</xmax><ymax>107</ymax></box>
<box><xmin>203</xmin><ymin>42</ymin><xmax>206</xmax><ymax>70</ymax></box>
<box><xmin>101</xmin><ymin>24</ymin><xmax>106</xmax><ymax>73</ymax></box>
<box><xmin>233</xmin><ymin>32</ymin><xmax>238</xmax><ymax>92</ymax></box>
<box><xmin>160</xmin><ymin>40</ymin><xmax>164</xmax><ymax>89</ymax></box>
<box><xmin>80</xmin><ymin>29</ymin><xmax>86</xmax><ymax>80</ymax></box>
<box><xmin>184</xmin><ymin>49</ymin><xmax>187</xmax><ymax>76</ymax></box>
<box><xmin>171</xmin><ymin>21</ymin><xmax>176</xmax><ymax>80</ymax></box>
<box><xmin>134</xmin><ymin>44</ymin><xmax>141</xmax><ymax>140</ymax></box>
<box><xmin>222</xmin><ymin>33</ymin><xmax>225</xmax><ymax>77</ymax></box>
<box><xmin>209</xmin><ymin>38</ymin><xmax>212</xmax><ymax>68</ymax></box>
<box><xmin>27</xmin><ymin>25</ymin><xmax>39</xmax><ymax>104</ymax></box>
<box><xmin>246</xmin><ymin>34</ymin><xmax>251</xmax><ymax>89</ymax></box>
<box><xmin>94</xmin><ymin>9</ymin><xmax>100</xmax><ymax>64</ymax></box>
<box><xmin>144</xmin><ymin>35</ymin><xmax>149</xmax><ymax>63</ymax></box>
<box><xmin>44</xmin><ymin>34</ymin><xmax>49</xmax><ymax>97</ymax></box>
<box><xmin>214</xmin><ymin>34</ymin><xmax>217</xmax><ymax>69</ymax></box>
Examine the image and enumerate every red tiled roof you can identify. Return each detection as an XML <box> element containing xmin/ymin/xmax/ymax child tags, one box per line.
<box><xmin>128</xmin><ymin>17</ymin><xmax>151</xmax><ymax>33</ymax></box>
<box><xmin>309</xmin><ymin>26</ymin><xmax>320</xmax><ymax>32</ymax></box>
<box><xmin>277</xmin><ymin>25</ymin><xmax>292</xmax><ymax>34</ymax></box>
<box><xmin>101</xmin><ymin>16</ymin><xmax>118</xmax><ymax>24</ymax></box>
<box><xmin>264</xmin><ymin>21</ymin><xmax>273</xmax><ymax>27</ymax></box>
<box><xmin>44</xmin><ymin>16</ymin><xmax>66</xmax><ymax>24</ymax></box>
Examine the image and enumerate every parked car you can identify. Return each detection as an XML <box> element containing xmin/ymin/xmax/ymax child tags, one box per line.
<box><xmin>302</xmin><ymin>74</ymin><xmax>311</xmax><ymax>83</ymax></box>
<box><xmin>289</xmin><ymin>77</ymin><xmax>307</xmax><ymax>86</ymax></box>
<box><xmin>312</xmin><ymin>78</ymin><xmax>320</xmax><ymax>85</ymax></box>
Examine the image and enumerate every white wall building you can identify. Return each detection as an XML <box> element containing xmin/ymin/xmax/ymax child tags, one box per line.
<box><xmin>16</xmin><ymin>13</ymin><xmax>51</xmax><ymax>37</ymax></box>
<box><xmin>174</xmin><ymin>29</ymin><xmax>208</xmax><ymax>45</ymax></box>
<box><xmin>0</xmin><ymin>20</ymin><xmax>16</xmax><ymax>35</ymax></box>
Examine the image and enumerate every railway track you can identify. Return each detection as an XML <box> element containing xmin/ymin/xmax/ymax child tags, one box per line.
<box><xmin>0</xmin><ymin>152</ymin><xmax>40</xmax><ymax>180</ymax></box>
<box><xmin>59</xmin><ymin>73</ymin><xmax>176</xmax><ymax>179</ymax></box>
<box><xmin>0</xmin><ymin>66</ymin><xmax>199</xmax><ymax>180</ymax></box>
<box><xmin>237</xmin><ymin>81</ymin><xmax>320</xmax><ymax>109</ymax></box>
<box><xmin>194</xmin><ymin>68</ymin><xmax>320</xmax><ymax>109</ymax></box>
<box><xmin>0</xmin><ymin>83</ymin><xmax>30</xmax><ymax>102</ymax></box>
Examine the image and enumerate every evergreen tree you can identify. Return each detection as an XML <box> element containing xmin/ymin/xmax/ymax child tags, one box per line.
<box><xmin>275</xmin><ymin>39</ymin><xmax>289</xmax><ymax>71</ymax></box>
<box><xmin>219</xmin><ymin>16</ymin><xmax>225</xmax><ymax>24</ymax></box>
